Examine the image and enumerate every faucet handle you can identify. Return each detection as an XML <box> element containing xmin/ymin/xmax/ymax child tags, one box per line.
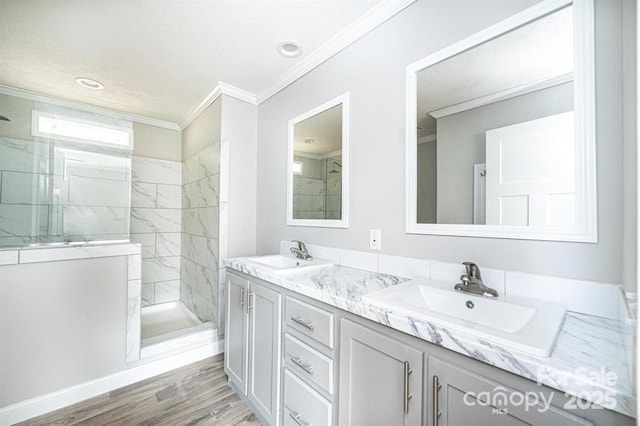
<box><xmin>291</xmin><ymin>240</ymin><xmax>305</xmax><ymax>251</ymax></box>
<box><xmin>462</xmin><ymin>262</ymin><xmax>481</xmax><ymax>280</ymax></box>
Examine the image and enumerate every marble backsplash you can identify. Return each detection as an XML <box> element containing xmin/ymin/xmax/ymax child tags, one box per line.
<box><xmin>130</xmin><ymin>156</ymin><xmax>182</xmax><ymax>306</ymax></box>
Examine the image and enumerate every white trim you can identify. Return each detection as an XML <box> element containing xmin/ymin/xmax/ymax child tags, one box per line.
<box><xmin>287</xmin><ymin>93</ymin><xmax>350</xmax><ymax>228</ymax></box>
<box><xmin>256</xmin><ymin>0</ymin><xmax>416</xmax><ymax>103</ymax></box>
<box><xmin>0</xmin><ymin>84</ymin><xmax>180</xmax><ymax>131</ymax></box>
<box><xmin>141</xmin><ymin>325</ymin><xmax>219</xmax><ymax>359</ymax></box>
<box><xmin>405</xmin><ymin>0</ymin><xmax>597</xmax><ymax>242</ymax></box>
<box><xmin>417</xmin><ymin>134</ymin><xmax>436</xmax><ymax>144</ymax></box>
<box><xmin>0</xmin><ymin>342</ymin><xmax>223</xmax><ymax>425</ymax></box>
<box><xmin>429</xmin><ymin>73</ymin><xmax>574</xmax><ymax>119</ymax></box>
<box><xmin>180</xmin><ymin>81</ymin><xmax>257</xmax><ymax>129</ymax></box>
<box><xmin>294</xmin><ymin>150</ymin><xmax>343</xmax><ymax>161</ymax></box>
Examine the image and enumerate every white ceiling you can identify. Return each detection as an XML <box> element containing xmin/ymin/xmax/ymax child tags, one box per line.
<box><xmin>0</xmin><ymin>0</ymin><xmax>404</xmax><ymax>125</ymax></box>
<box><xmin>294</xmin><ymin>104</ymin><xmax>342</xmax><ymax>156</ymax></box>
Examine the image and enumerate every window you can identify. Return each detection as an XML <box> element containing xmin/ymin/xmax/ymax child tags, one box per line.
<box><xmin>32</xmin><ymin>111</ymin><xmax>133</xmax><ymax>150</ymax></box>
<box><xmin>292</xmin><ymin>161</ymin><xmax>304</xmax><ymax>175</ymax></box>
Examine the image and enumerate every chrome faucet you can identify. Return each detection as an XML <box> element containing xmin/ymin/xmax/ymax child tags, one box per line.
<box><xmin>454</xmin><ymin>261</ymin><xmax>499</xmax><ymax>298</ymax></box>
<box><xmin>290</xmin><ymin>240</ymin><xmax>312</xmax><ymax>260</ymax></box>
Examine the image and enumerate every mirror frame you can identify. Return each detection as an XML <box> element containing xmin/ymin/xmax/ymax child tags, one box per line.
<box><xmin>287</xmin><ymin>92</ymin><xmax>350</xmax><ymax>228</ymax></box>
<box><xmin>405</xmin><ymin>0</ymin><xmax>597</xmax><ymax>242</ymax></box>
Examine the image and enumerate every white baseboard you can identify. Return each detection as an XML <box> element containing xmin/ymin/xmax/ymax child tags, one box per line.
<box><xmin>0</xmin><ymin>340</ymin><xmax>224</xmax><ymax>426</ymax></box>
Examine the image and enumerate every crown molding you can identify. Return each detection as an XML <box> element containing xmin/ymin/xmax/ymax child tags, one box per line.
<box><xmin>180</xmin><ymin>81</ymin><xmax>257</xmax><ymax>130</ymax></box>
<box><xmin>429</xmin><ymin>73</ymin><xmax>574</xmax><ymax>119</ymax></box>
<box><xmin>0</xmin><ymin>84</ymin><xmax>180</xmax><ymax>131</ymax></box>
<box><xmin>256</xmin><ymin>0</ymin><xmax>416</xmax><ymax>104</ymax></box>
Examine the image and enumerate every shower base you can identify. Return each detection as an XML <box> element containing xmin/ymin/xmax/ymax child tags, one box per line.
<box><xmin>140</xmin><ymin>301</ymin><xmax>219</xmax><ymax>359</ymax></box>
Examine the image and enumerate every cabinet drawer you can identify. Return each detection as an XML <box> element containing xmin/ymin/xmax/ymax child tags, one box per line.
<box><xmin>284</xmin><ymin>369</ymin><xmax>333</xmax><ymax>426</ymax></box>
<box><xmin>285</xmin><ymin>296</ymin><xmax>335</xmax><ymax>348</ymax></box>
<box><xmin>285</xmin><ymin>333</ymin><xmax>334</xmax><ymax>394</ymax></box>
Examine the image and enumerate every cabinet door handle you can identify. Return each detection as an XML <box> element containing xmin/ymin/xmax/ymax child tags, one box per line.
<box><xmin>240</xmin><ymin>287</ymin><xmax>246</xmax><ymax>310</ymax></box>
<box><xmin>287</xmin><ymin>408</ymin><xmax>310</xmax><ymax>426</ymax></box>
<box><xmin>289</xmin><ymin>355</ymin><xmax>314</xmax><ymax>375</ymax></box>
<box><xmin>403</xmin><ymin>361</ymin><xmax>413</xmax><ymax>413</ymax></box>
<box><xmin>290</xmin><ymin>316</ymin><xmax>314</xmax><ymax>330</ymax></box>
<box><xmin>433</xmin><ymin>375</ymin><xmax>442</xmax><ymax>426</ymax></box>
<box><xmin>248</xmin><ymin>292</ymin><xmax>255</xmax><ymax>311</ymax></box>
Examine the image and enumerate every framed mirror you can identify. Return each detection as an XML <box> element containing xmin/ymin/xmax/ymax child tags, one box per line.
<box><xmin>405</xmin><ymin>0</ymin><xmax>596</xmax><ymax>242</ymax></box>
<box><xmin>287</xmin><ymin>93</ymin><xmax>349</xmax><ymax>228</ymax></box>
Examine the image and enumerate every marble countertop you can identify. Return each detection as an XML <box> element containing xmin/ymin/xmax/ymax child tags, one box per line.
<box><xmin>225</xmin><ymin>257</ymin><xmax>635</xmax><ymax>418</ymax></box>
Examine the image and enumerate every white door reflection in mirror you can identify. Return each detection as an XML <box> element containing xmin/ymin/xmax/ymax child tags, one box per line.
<box><xmin>287</xmin><ymin>93</ymin><xmax>349</xmax><ymax>228</ymax></box>
<box><xmin>485</xmin><ymin>112</ymin><xmax>575</xmax><ymax>227</ymax></box>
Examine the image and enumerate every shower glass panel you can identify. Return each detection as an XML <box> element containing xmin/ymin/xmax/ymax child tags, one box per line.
<box><xmin>0</xmin><ymin>92</ymin><xmax>133</xmax><ymax>247</ymax></box>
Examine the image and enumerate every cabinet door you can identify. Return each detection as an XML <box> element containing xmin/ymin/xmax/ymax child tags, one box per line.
<box><xmin>248</xmin><ymin>281</ymin><xmax>282</xmax><ymax>425</ymax></box>
<box><xmin>339</xmin><ymin>319</ymin><xmax>423</xmax><ymax>426</ymax></box>
<box><xmin>224</xmin><ymin>273</ymin><xmax>248</xmax><ymax>394</ymax></box>
<box><xmin>428</xmin><ymin>357</ymin><xmax>591</xmax><ymax>426</ymax></box>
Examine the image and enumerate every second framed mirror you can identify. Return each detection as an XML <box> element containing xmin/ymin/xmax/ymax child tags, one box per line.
<box><xmin>287</xmin><ymin>93</ymin><xmax>349</xmax><ymax>228</ymax></box>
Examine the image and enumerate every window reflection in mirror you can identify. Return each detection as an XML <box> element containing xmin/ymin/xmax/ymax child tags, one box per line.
<box><xmin>287</xmin><ymin>94</ymin><xmax>349</xmax><ymax>228</ymax></box>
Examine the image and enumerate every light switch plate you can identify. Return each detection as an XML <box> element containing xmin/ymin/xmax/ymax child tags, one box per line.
<box><xmin>370</xmin><ymin>229</ymin><xmax>381</xmax><ymax>250</ymax></box>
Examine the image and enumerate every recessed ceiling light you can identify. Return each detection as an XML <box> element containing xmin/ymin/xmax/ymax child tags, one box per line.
<box><xmin>303</xmin><ymin>138</ymin><xmax>315</xmax><ymax>144</ymax></box>
<box><xmin>277</xmin><ymin>41</ymin><xmax>302</xmax><ymax>58</ymax></box>
<box><xmin>75</xmin><ymin>77</ymin><xmax>104</xmax><ymax>90</ymax></box>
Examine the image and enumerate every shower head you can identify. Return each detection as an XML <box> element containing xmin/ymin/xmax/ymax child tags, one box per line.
<box><xmin>329</xmin><ymin>161</ymin><xmax>342</xmax><ymax>174</ymax></box>
<box><xmin>0</xmin><ymin>114</ymin><xmax>10</xmax><ymax>122</ymax></box>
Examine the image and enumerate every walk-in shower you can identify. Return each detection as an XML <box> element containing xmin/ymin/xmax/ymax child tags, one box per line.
<box><xmin>0</xmin><ymin>90</ymin><xmax>221</xmax><ymax>358</ymax></box>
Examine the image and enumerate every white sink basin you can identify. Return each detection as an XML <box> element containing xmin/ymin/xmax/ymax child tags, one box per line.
<box><xmin>248</xmin><ymin>255</ymin><xmax>333</xmax><ymax>275</ymax></box>
<box><xmin>362</xmin><ymin>279</ymin><xmax>566</xmax><ymax>357</ymax></box>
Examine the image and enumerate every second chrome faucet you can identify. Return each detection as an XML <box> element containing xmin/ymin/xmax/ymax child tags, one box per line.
<box><xmin>290</xmin><ymin>240</ymin><xmax>313</xmax><ymax>260</ymax></box>
<box><xmin>454</xmin><ymin>261</ymin><xmax>499</xmax><ymax>298</ymax></box>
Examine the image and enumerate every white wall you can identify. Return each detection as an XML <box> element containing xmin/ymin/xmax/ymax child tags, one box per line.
<box><xmin>255</xmin><ymin>0</ymin><xmax>631</xmax><ymax>284</ymax></box>
<box><xmin>0</xmin><ymin>257</ymin><xmax>128</xmax><ymax>406</ymax></box>
<box><xmin>132</xmin><ymin>122</ymin><xmax>181</xmax><ymax>162</ymax></box>
<box><xmin>221</xmin><ymin>95</ymin><xmax>257</xmax><ymax>259</ymax></box>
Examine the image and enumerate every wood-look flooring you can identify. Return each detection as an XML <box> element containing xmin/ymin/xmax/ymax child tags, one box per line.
<box><xmin>18</xmin><ymin>354</ymin><xmax>262</xmax><ymax>426</ymax></box>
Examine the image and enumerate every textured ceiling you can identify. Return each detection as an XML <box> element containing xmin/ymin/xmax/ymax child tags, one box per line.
<box><xmin>417</xmin><ymin>4</ymin><xmax>573</xmax><ymax>135</ymax></box>
<box><xmin>0</xmin><ymin>0</ymin><xmax>385</xmax><ymax>124</ymax></box>
<box><xmin>294</xmin><ymin>104</ymin><xmax>342</xmax><ymax>156</ymax></box>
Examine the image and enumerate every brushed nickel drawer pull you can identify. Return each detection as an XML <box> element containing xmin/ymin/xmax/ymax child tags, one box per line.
<box><xmin>291</xmin><ymin>316</ymin><xmax>314</xmax><ymax>330</ymax></box>
<box><xmin>289</xmin><ymin>355</ymin><xmax>314</xmax><ymax>375</ymax></box>
<box><xmin>287</xmin><ymin>408</ymin><xmax>310</xmax><ymax>426</ymax></box>
<box><xmin>403</xmin><ymin>361</ymin><xmax>413</xmax><ymax>413</ymax></box>
<box><xmin>433</xmin><ymin>375</ymin><xmax>442</xmax><ymax>425</ymax></box>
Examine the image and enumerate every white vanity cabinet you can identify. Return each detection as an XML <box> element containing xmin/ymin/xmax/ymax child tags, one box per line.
<box><xmin>224</xmin><ymin>272</ymin><xmax>282</xmax><ymax>425</ymax></box>
<box><xmin>282</xmin><ymin>295</ymin><xmax>338</xmax><ymax>426</ymax></box>
<box><xmin>339</xmin><ymin>318</ymin><xmax>424</xmax><ymax>426</ymax></box>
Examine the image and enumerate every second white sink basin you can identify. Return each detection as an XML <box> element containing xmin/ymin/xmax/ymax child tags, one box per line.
<box><xmin>248</xmin><ymin>255</ymin><xmax>333</xmax><ymax>275</ymax></box>
<box><xmin>362</xmin><ymin>279</ymin><xmax>566</xmax><ymax>357</ymax></box>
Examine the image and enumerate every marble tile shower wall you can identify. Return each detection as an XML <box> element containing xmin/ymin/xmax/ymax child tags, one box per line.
<box><xmin>130</xmin><ymin>156</ymin><xmax>182</xmax><ymax>306</ymax></box>
<box><xmin>181</xmin><ymin>143</ymin><xmax>220</xmax><ymax>324</ymax></box>
<box><xmin>292</xmin><ymin>177</ymin><xmax>325</xmax><ymax>219</ymax></box>
<box><xmin>0</xmin><ymin>137</ymin><xmax>130</xmax><ymax>246</ymax></box>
